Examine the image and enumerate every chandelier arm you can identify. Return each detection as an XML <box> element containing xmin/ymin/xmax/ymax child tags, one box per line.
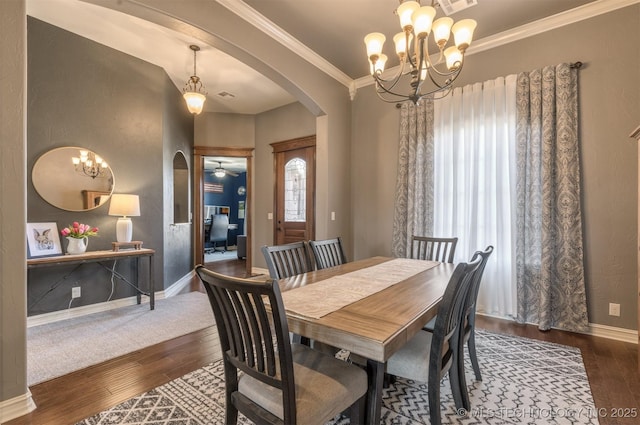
<box><xmin>425</xmin><ymin>59</ymin><xmax>465</xmax><ymax>78</ymax></box>
<box><xmin>372</xmin><ymin>59</ymin><xmax>409</xmax><ymax>84</ymax></box>
<box><xmin>374</xmin><ymin>75</ymin><xmax>421</xmax><ymax>98</ymax></box>
<box><xmin>405</xmin><ymin>30</ymin><xmax>417</xmax><ymax>69</ymax></box>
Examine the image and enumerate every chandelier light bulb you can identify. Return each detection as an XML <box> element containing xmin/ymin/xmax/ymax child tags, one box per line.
<box><xmin>364</xmin><ymin>32</ymin><xmax>386</xmax><ymax>61</ymax></box>
<box><xmin>397</xmin><ymin>1</ymin><xmax>420</xmax><ymax>31</ymax></box>
<box><xmin>452</xmin><ymin>19</ymin><xmax>477</xmax><ymax>51</ymax></box>
<box><xmin>411</xmin><ymin>6</ymin><xmax>436</xmax><ymax>38</ymax></box>
<box><xmin>432</xmin><ymin>17</ymin><xmax>453</xmax><ymax>47</ymax></box>
<box><xmin>444</xmin><ymin>46</ymin><xmax>463</xmax><ymax>70</ymax></box>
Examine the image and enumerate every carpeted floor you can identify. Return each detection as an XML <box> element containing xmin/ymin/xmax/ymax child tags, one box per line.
<box><xmin>76</xmin><ymin>330</ymin><xmax>599</xmax><ymax>425</ymax></box>
<box><xmin>27</xmin><ymin>291</ymin><xmax>214</xmax><ymax>386</ymax></box>
<box><xmin>204</xmin><ymin>248</ymin><xmax>239</xmax><ymax>263</ymax></box>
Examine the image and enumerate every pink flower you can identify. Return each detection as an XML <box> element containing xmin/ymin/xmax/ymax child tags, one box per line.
<box><xmin>61</xmin><ymin>222</ymin><xmax>99</xmax><ymax>239</ymax></box>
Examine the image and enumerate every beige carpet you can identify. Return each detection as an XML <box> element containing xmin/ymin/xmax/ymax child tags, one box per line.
<box><xmin>27</xmin><ymin>291</ymin><xmax>214</xmax><ymax>386</ymax></box>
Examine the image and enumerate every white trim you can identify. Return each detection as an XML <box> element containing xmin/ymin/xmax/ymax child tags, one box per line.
<box><xmin>26</xmin><ymin>271</ymin><xmax>195</xmax><ymax>327</ymax></box>
<box><xmin>216</xmin><ymin>0</ymin><xmax>353</xmax><ymax>88</ymax></box>
<box><xmin>163</xmin><ymin>270</ymin><xmax>195</xmax><ymax>298</ymax></box>
<box><xmin>477</xmin><ymin>312</ymin><xmax>638</xmax><ymax>344</ymax></box>
<box><xmin>587</xmin><ymin>323</ymin><xmax>638</xmax><ymax>344</ymax></box>
<box><xmin>0</xmin><ymin>391</ymin><xmax>36</xmax><ymax>423</ymax></box>
<box><xmin>353</xmin><ymin>0</ymin><xmax>640</xmax><ymax>91</ymax></box>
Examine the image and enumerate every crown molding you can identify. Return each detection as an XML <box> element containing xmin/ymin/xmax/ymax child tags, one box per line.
<box><xmin>219</xmin><ymin>0</ymin><xmax>640</xmax><ymax>92</ymax></box>
<box><xmin>216</xmin><ymin>0</ymin><xmax>353</xmax><ymax>88</ymax></box>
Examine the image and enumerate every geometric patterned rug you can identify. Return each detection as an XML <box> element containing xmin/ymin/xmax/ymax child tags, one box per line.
<box><xmin>76</xmin><ymin>330</ymin><xmax>599</xmax><ymax>424</ymax></box>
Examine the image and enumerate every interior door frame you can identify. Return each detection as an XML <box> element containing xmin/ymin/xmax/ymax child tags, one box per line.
<box><xmin>194</xmin><ymin>146</ymin><xmax>253</xmax><ymax>276</ymax></box>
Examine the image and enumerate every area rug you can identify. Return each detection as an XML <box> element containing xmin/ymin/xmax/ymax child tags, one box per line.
<box><xmin>28</xmin><ymin>291</ymin><xmax>214</xmax><ymax>386</ymax></box>
<box><xmin>76</xmin><ymin>330</ymin><xmax>599</xmax><ymax>424</ymax></box>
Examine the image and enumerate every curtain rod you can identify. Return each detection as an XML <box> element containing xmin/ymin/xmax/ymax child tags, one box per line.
<box><xmin>570</xmin><ymin>61</ymin><xmax>583</xmax><ymax>69</ymax></box>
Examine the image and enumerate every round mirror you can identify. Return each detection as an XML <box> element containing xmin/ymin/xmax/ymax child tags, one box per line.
<box><xmin>32</xmin><ymin>147</ymin><xmax>115</xmax><ymax>212</ymax></box>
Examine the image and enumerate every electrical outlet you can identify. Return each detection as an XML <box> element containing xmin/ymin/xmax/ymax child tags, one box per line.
<box><xmin>608</xmin><ymin>303</ymin><xmax>620</xmax><ymax>317</ymax></box>
<box><xmin>72</xmin><ymin>286</ymin><xmax>81</xmax><ymax>299</ymax></box>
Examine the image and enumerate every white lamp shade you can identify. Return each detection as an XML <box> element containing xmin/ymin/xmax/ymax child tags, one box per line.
<box><xmin>411</xmin><ymin>6</ymin><xmax>436</xmax><ymax>38</ymax></box>
<box><xmin>364</xmin><ymin>32</ymin><xmax>386</xmax><ymax>60</ymax></box>
<box><xmin>183</xmin><ymin>91</ymin><xmax>206</xmax><ymax>114</ymax></box>
<box><xmin>452</xmin><ymin>19</ymin><xmax>477</xmax><ymax>51</ymax></box>
<box><xmin>108</xmin><ymin>194</ymin><xmax>140</xmax><ymax>217</ymax></box>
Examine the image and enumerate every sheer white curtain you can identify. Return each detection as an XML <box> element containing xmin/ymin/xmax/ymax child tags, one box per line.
<box><xmin>432</xmin><ymin>76</ymin><xmax>518</xmax><ymax>318</ymax></box>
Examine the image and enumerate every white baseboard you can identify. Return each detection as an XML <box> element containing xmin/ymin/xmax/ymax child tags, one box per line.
<box><xmin>163</xmin><ymin>270</ymin><xmax>195</xmax><ymax>298</ymax></box>
<box><xmin>477</xmin><ymin>312</ymin><xmax>638</xmax><ymax>344</ymax></box>
<box><xmin>26</xmin><ymin>271</ymin><xmax>195</xmax><ymax>328</ymax></box>
<box><xmin>586</xmin><ymin>323</ymin><xmax>638</xmax><ymax>344</ymax></box>
<box><xmin>0</xmin><ymin>390</ymin><xmax>36</xmax><ymax>423</ymax></box>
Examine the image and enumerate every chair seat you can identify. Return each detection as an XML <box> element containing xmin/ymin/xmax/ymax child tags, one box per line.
<box><xmin>238</xmin><ymin>343</ymin><xmax>367</xmax><ymax>424</ymax></box>
<box><xmin>386</xmin><ymin>330</ymin><xmax>433</xmax><ymax>383</ymax></box>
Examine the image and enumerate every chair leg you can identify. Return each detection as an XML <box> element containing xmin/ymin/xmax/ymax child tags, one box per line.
<box><xmin>468</xmin><ymin>328</ymin><xmax>482</xmax><ymax>381</ymax></box>
<box><xmin>348</xmin><ymin>395</ymin><xmax>365</xmax><ymax>424</ymax></box>
<box><xmin>428</xmin><ymin>373</ymin><xmax>442</xmax><ymax>425</ymax></box>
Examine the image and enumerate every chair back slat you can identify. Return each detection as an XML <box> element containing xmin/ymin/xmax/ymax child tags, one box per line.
<box><xmin>411</xmin><ymin>236</ymin><xmax>458</xmax><ymax>263</ymax></box>
<box><xmin>261</xmin><ymin>242</ymin><xmax>313</xmax><ymax>279</ymax></box>
<box><xmin>309</xmin><ymin>237</ymin><xmax>347</xmax><ymax>269</ymax></box>
<box><xmin>196</xmin><ymin>267</ymin><xmax>294</xmax><ymax>393</ymax></box>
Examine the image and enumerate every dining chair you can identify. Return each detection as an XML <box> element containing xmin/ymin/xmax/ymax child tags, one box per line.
<box><xmin>308</xmin><ymin>237</ymin><xmax>347</xmax><ymax>269</ymax></box>
<box><xmin>410</xmin><ymin>236</ymin><xmax>458</xmax><ymax>263</ymax></box>
<box><xmin>195</xmin><ymin>266</ymin><xmax>367</xmax><ymax>425</ymax></box>
<box><xmin>421</xmin><ymin>245</ymin><xmax>494</xmax><ymax>411</ymax></box>
<box><xmin>385</xmin><ymin>255</ymin><xmax>482</xmax><ymax>425</ymax></box>
<box><xmin>261</xmin><ymin>241</ymin><xmax>313</xmax><ymax>279</ymax></box>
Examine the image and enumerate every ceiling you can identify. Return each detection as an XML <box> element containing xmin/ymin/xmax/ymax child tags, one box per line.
<box><xmin>27</xmin><ymin>0</ymin><xmax>601</xmax><ymax>116</ymax></box>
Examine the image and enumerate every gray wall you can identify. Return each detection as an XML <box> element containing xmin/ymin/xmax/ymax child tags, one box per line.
<box><xmin>351</xmin><ymin>6</ymin><xmax>640</xmax><ymax>330</ymax></box>
<box><xmin>163</xmin><ymin>74</ymin><xmax>194</xmax><ymax>286</ymax></box>
<box><xmin>0</xmin><ymin>0</ymin><xmax>28</xmax><ymax>409</ymax></box>
<box><xmin>254</xmin><ymin>102</ymin><xmax>317</xmax><ymax>267</ymax></box>
<box><xmin>26</xmin><ymin>18</ymin><xmax>192</xmax><ymax>314</ymax></box>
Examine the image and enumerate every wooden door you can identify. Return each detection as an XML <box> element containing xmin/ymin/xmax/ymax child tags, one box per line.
<box><xmin>272</xmin><ymin>136</ymin><xmax>315</xmax><ymax>245</ymax></box>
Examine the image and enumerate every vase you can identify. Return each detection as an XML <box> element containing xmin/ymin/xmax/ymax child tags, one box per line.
<box><xmin>66</xmin><ymin>236</ymin><xmax>88</xmax><ymax>255</ymax></box>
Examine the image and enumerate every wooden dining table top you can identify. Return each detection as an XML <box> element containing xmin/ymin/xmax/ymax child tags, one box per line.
<box><xmin>277</xmin><ymin>256</ymin><xmax>455</xmax><ymax>363</ymax></box>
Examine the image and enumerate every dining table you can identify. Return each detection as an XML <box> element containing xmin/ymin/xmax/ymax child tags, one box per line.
<box><xmin>276</xmin><ymin>256</ymin><xmax>455</xmax><ymax>425</ymax></box>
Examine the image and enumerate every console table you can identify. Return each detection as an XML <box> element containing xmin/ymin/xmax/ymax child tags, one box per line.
<box><xmin>27</xmin><ymin>248</ymin><xmax>155</xmax><ymax>310</ymax></box>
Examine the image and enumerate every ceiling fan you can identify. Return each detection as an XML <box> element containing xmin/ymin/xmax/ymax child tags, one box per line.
<box><xmin>213</xmin><ymin>161</ymin><xmax>238</xmax><ymax>178</ymax></box>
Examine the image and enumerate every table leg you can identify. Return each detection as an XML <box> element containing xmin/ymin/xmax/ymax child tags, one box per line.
<box><xmin>134</xmin><ymin>257</ymin><xmax>140</xmax><ymax>305</ymax></box>
<box><xmin>149</xmin><ymin>254</ymin><xmax>155</xmax><ymax>310</ymax></box>
<box><xmin>366</xmin><ymin>359</ymin><xmax>385</xmax><ymax>425</ymax></box>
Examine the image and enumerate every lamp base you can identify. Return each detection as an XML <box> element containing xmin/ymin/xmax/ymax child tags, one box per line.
<box><xmin>115</xmin><ymin>217</ymin><xmax>133</xmax><ymax>243</ymax></box>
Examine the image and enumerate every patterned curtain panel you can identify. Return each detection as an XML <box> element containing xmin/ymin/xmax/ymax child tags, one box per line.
<box><xmin>391</xmin><ymin>99</ymin><xmax>435</xmax><ymax>258</ymax></box>
<box><xmin>515</xmin><ymin>63</ymin><xmax>589</xmax><ymax>332</ymax></box>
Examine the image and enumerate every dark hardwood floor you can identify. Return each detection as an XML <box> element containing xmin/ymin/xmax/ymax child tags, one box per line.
<box><xmin>8</xmin><ymin>259</ymin><xmax>639</xmax><ymax>424</ymax></box>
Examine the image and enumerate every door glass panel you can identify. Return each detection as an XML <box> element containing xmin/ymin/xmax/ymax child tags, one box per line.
<box><xmin>284</xmin><ymin>158</ymin><xmax>306</xmax><ymax>222</ymax></box>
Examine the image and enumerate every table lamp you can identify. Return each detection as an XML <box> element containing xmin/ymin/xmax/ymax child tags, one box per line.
<box><xmin>108</xmin><ymin>194</ymin><xmax>141</xmax><ymax>242</ymax></box>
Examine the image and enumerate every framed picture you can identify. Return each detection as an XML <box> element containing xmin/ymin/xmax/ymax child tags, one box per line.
<box><xmin>26</xmin><ymin>222</ymin><xmax>62</xmax><ymax>258</ymax></box>
<box><xmin>204</xmin><ymin>182</ymin><xmax>223</xmax><ymax>193</ymax></box>
<box><xmin>238</xmin><ymin>201</ymin><xmax>245</xmax><ymax>219</ymax></box>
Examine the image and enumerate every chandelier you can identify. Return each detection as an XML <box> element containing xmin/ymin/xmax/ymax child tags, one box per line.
<box><xmin>183</xmin><ymin>45</ymin><xmax>207</xmax><ymax>115</ymax></box>
<box><xmin>364</xmin><ymin>0</ymin><xmax>476</xmax><ymax>104</ymax></box>
<box><xmin>72</xmin><ymin>150</ymin><xmax>108</xmax><ymax>179</ymax></box>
